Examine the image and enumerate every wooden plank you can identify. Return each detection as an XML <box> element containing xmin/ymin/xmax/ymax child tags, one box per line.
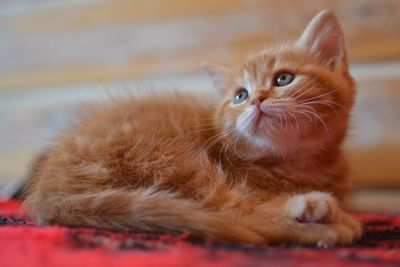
<box><xmin>348</xmin><ymin>189</ymin><xmax>400</xmax><ymax>212</ymax></box>
<box><xmin>346</xmin><ymin>65</ymin><xmax>400</xmax><ymax>188</ymax></box>
<box><xmin>0</xmin><ymin>0</ymin><xmax>400</xmax><ymax>90</ymax></box>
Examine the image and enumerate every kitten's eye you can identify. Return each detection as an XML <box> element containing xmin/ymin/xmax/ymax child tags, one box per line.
<box><xmin>233</xmin><ymin>87</ymin><xmax>249</xmax><ymax>104</ymax></box>
<box><xmin>274</xmin><ymin>72</ymin><xmax>295</xmax><ymax>87</ymax></box>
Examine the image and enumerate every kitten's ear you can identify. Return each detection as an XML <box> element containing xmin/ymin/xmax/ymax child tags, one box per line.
<box><xmin>202</xmin><ymin>62</ymin><xmax>228</xmax><ymax>92</ymax></box>
<box><xmin>297</xmin><ymin>10</ymin><xmax>347</xmax><ymax>71</ymax></box>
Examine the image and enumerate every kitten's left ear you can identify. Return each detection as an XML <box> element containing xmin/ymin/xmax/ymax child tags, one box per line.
<box><xmin>297</xmin><ymin>10</ymin><xmax>348</xmax><ymax>72</ymax></box>
<box><xmin>202</xmin><ymin>62</ymin><xmax>228</xmax><ymax>92</ymax></box>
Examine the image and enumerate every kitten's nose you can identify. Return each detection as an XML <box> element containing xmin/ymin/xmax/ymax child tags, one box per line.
<box><xmin>251</xmin><ymin>91</ymin><xmax>269</xmax><ymax>106</ymax></box>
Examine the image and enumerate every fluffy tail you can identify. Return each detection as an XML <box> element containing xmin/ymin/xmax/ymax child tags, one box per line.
<box><xmin>25</xmin><ymin>188</ymin><xmax>266</xmax><ymax>243</ymax></box>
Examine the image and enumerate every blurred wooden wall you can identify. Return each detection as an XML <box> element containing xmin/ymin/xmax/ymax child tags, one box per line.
<box><xmin>1</xmin><ymin>0</ymin><xmax>399</xmax><ymax>89</ymax></box>
<box><xmin>0</xmin><ymin>0</ymin><xmax>399</xmax><ymax>188</ymax></box>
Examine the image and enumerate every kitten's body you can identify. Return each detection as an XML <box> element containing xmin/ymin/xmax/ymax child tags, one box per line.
<box><xmin>25</xmin><ymin>11</ymin><xmax>362</xmax><ymax>245</ymax></box>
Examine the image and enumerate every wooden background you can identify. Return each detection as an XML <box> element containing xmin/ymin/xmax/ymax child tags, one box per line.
<box><xmin>0</xmin><ymin>0</ymin><xmax>399</xmax><ymax>205</ymax></box>
<box><xmin>1</xmin><ymin>0</ymin><xmax>400</xmax><ymax>89</ymax></box>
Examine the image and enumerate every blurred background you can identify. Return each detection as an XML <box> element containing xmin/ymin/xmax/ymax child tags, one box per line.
<box><xmin>0</xmin><ymin>0</ymin><xmax>399</xmax><ymax>210</ymax></box>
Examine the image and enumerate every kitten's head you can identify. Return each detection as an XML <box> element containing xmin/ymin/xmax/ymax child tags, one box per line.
<box><xmin>205</xmin><ymin>11</ymin><xmax>355</xmax><ymax>160</ymax></box>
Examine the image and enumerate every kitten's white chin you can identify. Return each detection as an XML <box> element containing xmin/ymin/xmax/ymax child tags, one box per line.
<box><xmin>235</xmin><ymin>106</ymin><xmax>297</xmax><ymax>158</ymax></box>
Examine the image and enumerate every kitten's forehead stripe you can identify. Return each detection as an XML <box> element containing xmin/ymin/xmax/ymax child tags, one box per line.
<box><xmin>267</xmin><ymin>55</ymin><xmax>276</xmax><ymax>69</ymax></box>
<box><xmin>264</xmin><ymin>58</ymin><xmax>273</xmax><ymax>86</ymax></box>
<box><xmin>243</xmin><ymin>53</ymin><xmax>277</xmax><ymax>87</ymax></box>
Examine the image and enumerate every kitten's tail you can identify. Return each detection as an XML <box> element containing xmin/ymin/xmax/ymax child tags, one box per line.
<box><xmin>25</xmin><ymin>187</ymin><xmax>265</xmax><ymax>243</ymax></box>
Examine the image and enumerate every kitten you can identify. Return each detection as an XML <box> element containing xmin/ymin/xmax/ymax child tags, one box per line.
<box><xmin>24</xmin><ymin>10</ymin><xmax>362</xmax><ymax>246</ymax></box>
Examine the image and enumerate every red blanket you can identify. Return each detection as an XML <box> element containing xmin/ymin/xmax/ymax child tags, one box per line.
<box><xmin>0</xmin><ymin>200</ymin><xmax>399</xmax><ymax>267</ymax></box>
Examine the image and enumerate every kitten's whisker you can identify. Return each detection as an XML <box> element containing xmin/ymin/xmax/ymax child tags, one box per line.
<box><xmin>302</xmin><ymin>99</ymin><xmax>344</xmax><ymax>110</ymax></box>
<box><xmin>279</xmin><ymin>112</ymin><xmax>288</xmax><ymax>130</ymax></box>
<box><xmin>185</xmin><ymin>126</ymin><xmax>218</xmax><ymax>135</ymax></box>
<box><xmin>283</xmin><ymin>111</ymin><xmax>295</xmax><ymax>131</ymax></box>
<box><xmin>164</xmin><ymin>123</ymin><xmax>219</xmax><ymax>141</ymax></box>
<box><xmin>201</xmin><ymin>131</ymin><xmax>227</xmax><ymax>152</ymax></box>
<box><xmin>301</xmin><ymin>101</ymin><xmax>338</xmax><ymax>113</ymax></box>
<box><xmin>232</xmin><ymin>131</ymin><xmax>241</xmax><ymax>159</ymax></box>
<box><xmin>292</xmin><ymin>110</ymin><xmax>313</xmax><ymax>123</ymax></box>
<box><xmin>277</xmin><ymin>112</ymin><xmax>284</xmax><ymax>128</ymax></box>
<box><xmin>285</xmin><ymin>81</ymin><xmax>312</xmax><ymax>99</ymax></box>
<box><xmin>280</xmin><ymin>112</ymin><xmax>287</xmax><ymax>129</ymax></box>
<box><xmin>288</xmin><ymin>78</ymin><xmax>318</xmax><ymax>99</ymax></box>
<box><xmin>203</xmin><ymin>133</ymin><xmax>227</xmax><ymax>152</ymax></box>
<box><xmin>223</xmin><ymin>136</ymin><xmax>233</xmax><ymax>166</ymax></box>
<box><xmin>288</xmin><ymin>80</ymin><xmax>314</xmax><ymax>98</ymax></box>
<box><xmin>291</xmin><ymin>81</ymin><xmax>318</xmax><ymax>100</ymax></box>
<box><xmin>203</xmin><ymin>128</ymin><xmax>235</xmax><ymax>154</ymax></box>
<box><xmin>185</xmin><ymin>117</ymin><xmax>215</xmax><ymax>123</ymax></box>
<box><xmin>298</xmin><ymin>89</ymin><xmax>338</xmax><ymax>103</ymax></box>
<box><xmin>217</xmin><ymin>129</ymin><xmax>236</xmax><ymax>165</ymax></box>
<box><xmin>182</xmin><ymin>122</ymin><xmax>218</xmax><ymax>130</ymax></box>
<box><xmin>287</xmin><ymin>112</ymin><xmax>300</xmax><ymax>132</ymax></box>
<box><xmin>297</xmin><ymin>99</ymin><xmax>343</xmax><ymax>120</ymax></box>
<box><xmin>222</xmin><ymin>131</ymin><xmax>236</xmax><ymax>167</ymax></box>
<box><xmin>284</xmin><ymin>110</ymin><xmax>294</xmax><ymax>130</ymax></box>
<box><xmin>296</xmin><ymin>108</ymin><xmax>329</xmax><ymax>134</ymax></box>
<box><xmin>294</xmin><ymin>103</ymin><xmax>318</xmax><ymax>114</ymax></box>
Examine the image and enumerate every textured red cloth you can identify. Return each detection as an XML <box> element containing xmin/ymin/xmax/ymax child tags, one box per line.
<box><xmin>0</xmin><ymin>200</ymin><xmax>399</xmax><ymax>267</ymax></box>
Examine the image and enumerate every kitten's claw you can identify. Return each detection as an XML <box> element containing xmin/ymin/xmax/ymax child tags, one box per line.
<box><xmin>285</xmin><ymin>191</ymin><xmax>338</xmax><ymax>223</ymax></box>
<box><xmin>317</xmin><ymin>240</ymin><xmax>332</xmax><ymax>248</ymax></box>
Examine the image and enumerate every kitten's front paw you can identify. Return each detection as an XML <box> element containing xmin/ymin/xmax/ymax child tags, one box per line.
<box><xmin>291</xmin><ymin>210</ymin><xmax>363</xmax><ymax>246</ymax></box>
<box><xmin>285</xmin><ymin>192</ymin><xmax>338</xmax><ymax>223</ymax></box>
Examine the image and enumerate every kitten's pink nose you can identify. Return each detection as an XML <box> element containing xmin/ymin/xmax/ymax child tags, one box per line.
<box><xmin>251</xmin><ymin>91</ymin><xmax>269</xmax><ymax>106</ymax></box>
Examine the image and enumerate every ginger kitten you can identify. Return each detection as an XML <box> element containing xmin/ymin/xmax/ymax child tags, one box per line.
<box><xmin>24</xmin><ymin>11</ymin><xmax>361</xmax><ymax>246</ymax></box>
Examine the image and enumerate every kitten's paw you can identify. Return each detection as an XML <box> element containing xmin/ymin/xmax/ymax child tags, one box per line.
<box><xmin>322</xmin><ymin>212</ymin><xmax>363</xmax><ymax>246</ymax></box>
<box><xmin>294</xmin><ymin>211</ymin><xmax>363</xmax><ymax>246</ymax></box>
<box><xmin>285</xmin><ymin>191</ymin><xmax>338</xmax><ymax>223</ymax></box>
<box><xmin>336</xmin><ymin>211</ymin><xmax>363</xmax><ymax>243</ymax></box>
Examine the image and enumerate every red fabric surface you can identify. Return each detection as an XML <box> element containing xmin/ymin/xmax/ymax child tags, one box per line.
<box><xmin>0</xmin><ymin>200</ymin><xmax>399</xmax><ymax>267</ymax></box>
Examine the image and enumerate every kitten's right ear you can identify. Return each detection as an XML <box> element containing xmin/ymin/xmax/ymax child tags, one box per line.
<box><xmin>202</xmin><ymin>62</ymin><xmax>228</xmax><ymax>92</ymax></box>
<box><xmin>296</xmin><ymin>10</ymin><xmax>347</xmax><ymax>72</ymax></box>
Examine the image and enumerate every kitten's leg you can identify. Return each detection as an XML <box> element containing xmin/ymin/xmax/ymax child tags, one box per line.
<box><xmin>189</xmin><ymin>181</ymin><xmax>362</xmax><ymax>246</ymax></box>
<box><xmin>197</xmin><ymin>183</ymin><xmax>362</xmax><ymax>246</ymax></box>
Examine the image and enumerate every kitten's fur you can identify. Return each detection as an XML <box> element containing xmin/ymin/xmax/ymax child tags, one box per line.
<box><xmin>24</xmin><ymin>11</ymin><xmax>362</xmax><ymax>246</ymax></box>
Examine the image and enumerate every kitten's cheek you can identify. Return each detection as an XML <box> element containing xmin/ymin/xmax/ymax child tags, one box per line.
<box><xmin>235</xmin><ymin>117</ymin><xmax>245</xmax><ymax>134</ymax></box>
<box><xmin>235</xmin><ymin>114</ymin><xmax>250</xmax><ymax>136</ymax></box>
<box><xmin>235</xmin><ymin>109</ymin><xmax>257</xmax><ymax>137</ymax></box>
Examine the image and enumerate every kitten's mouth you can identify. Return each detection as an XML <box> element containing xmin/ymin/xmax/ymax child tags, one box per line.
<box><xmin>257</xmin><ymin>105</ymin><xmax>279</xmax><ymax>120</ymax></box>
<box><xmin>253</xmin><ymin>111</ymin><xmax>264</xmax><ymax>129</ymax></box>
<box><xmin>253</xmin><ymin>108</ymin><xmax>278</xmax><ymax>130</ymax></box>
<box><xmin>252</xmin><ymin>104</ymin><xmax>291</xmax><ymax>133</ymax></box>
